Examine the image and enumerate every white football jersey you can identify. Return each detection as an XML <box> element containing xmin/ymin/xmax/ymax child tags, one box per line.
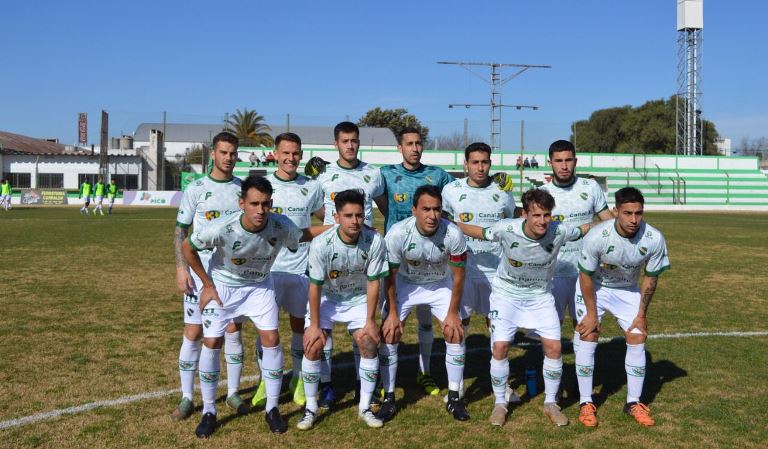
<box><xmin>189</xmin><ymin>213</ymin><xmax>301</xmax><ymax>286</ymax></box>
<box><xmin>483</xmin><ymin>218</ymin><xmax>582</xmax><ymax>300</ymax></box>
<box><xmin>442</xmin><ymin>178</ymin><xmax>516</xmax><ymax>279</ymax></box>
<box><xmin>386</xmin><ymin>217</ymin><xmax>467</xmax><ymax>284</ymax></box>
<box><xmin>307</xmin><ymin>226</ymin><xmax>388</xmax><ymax>305</ymax></box>
<box><xmin>316</xmin><ymin>161</ymin><xmax>385</xmax><ymax>226</ymax></box>
<box><xmin>267</xmin><ymin>173</ymin><xmax>324</xmax><ymax>275</ymax></box>
<box><xmin>578</xmin><ymin>220</ymin><xmax>670</xmax><ymax>289</ymax></box>
<box><xmin>176</xmin><ymin>175</ymin><xmax>242</xmax><ymax>261</ymax></box>
<box><xmin>539</xmin><ymin>177</ymin><xmax>608</xmax><ymax>277</ymax></box>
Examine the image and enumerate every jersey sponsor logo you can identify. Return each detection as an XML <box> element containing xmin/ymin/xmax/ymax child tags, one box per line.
<box><xmin>394</xmin><ymin>175</ymin><xmax>403</xmax><ymax>183</ymax></box>
<box><xmin>406</xmin><ymin>259</ymin><xmax>422</xmax><ymax>267</ymax></box>
<box><xmin>459</xmin><ymin>212</ymin><xmax>474</xmax><ymax>222</ymax></box>
<box><xmin>231</xmin><ymin>258</ymin><xmax>247</xmax><ymax>265</ymax></box>
<box><xmin>407</xmin><ymin>243</ymin><xmax>416</xmax><ymax>252</ymax></box>
<box><xmin>639</xmin><ymin>246</ymin><xmax>648</xmax><ymax>256</ymax></box>
<box><xmin>204</xmin><ymin>192</ymin><xmax>213</xmax><ymax>200</ymax></box>
<box><xmin>606</xmin><ymin>245</ymin><xmax>615</xmax><ymax>254</ymax></box>
<box><xmin>232</xmin><ymin>241</ymin><xmax>241</xmax><ymax>251</ymax></box>
<box><xmin>331</xmin><ymin>174</ymin><xmax>340</xmax><ymax>182</ymax></box>
<box><xmin>580</xmin><ymin>192</ymin><xmax>588</xmax><ymax>200</ymax></box>
<box><xmin>393</xmin><ymin>193</ymin><xmax>409</xmax><ymax>202</ymax></box>
<box><xmin>600</xmin><ymin>262</ymin><xmax>618</xmax><ymax>270</ymax></box>
<box><xmin>458</xmin><ymin>194</ymin><xmax>467</xmax><ymax>202</ymax></box>
<box><xmin>552</xmin><ymin>214</ymin><xmax>565</xmax><ymax>222</ymax></box>
<box><xmin>271</xmin><ymin>206</ymin><xmax>284</xmax><ymax>214</ymax></box>
<box><xmin>508</xmin><ymin>258</ymin><xmax>523</xmax><ymax>267</ymax></box>
<box><xmin>329</xmin><ymin>270</ymin><xmax>342</xmax><ymax>279</ymax></box>
<box><xmin>510</xmin><ymin>242</ymin><xmax>519</xmax><ymax>249</ymax></box>
<box><xmin>204</xmin><ymin>210</ymin><xmax>221</xmax><ymax>220</ymax></box>
<box><xmin>363</xmin><ymin>175</ymin><xmax>371</xmax><ymax>183</ymax></box>
<box><xmin>330</xmin><ymin>192</ymin><xmax>337</xmax><ymax>201</ymax></box>
<box><xmin>331</xmin><ymin>252</ymin><xmax>339</xmax><ymax>261</ymax></box>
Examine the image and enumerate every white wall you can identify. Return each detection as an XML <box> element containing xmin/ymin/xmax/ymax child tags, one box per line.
<box><xmin>3</xmin><ymin>154</ymin><xmax>141</xmax><ymax>189</ymax></box>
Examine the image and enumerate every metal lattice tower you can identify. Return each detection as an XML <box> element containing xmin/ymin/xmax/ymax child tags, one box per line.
<box><xmin>676</xmin><ymin>0</ymin><xmax>704</xmax><ymax>156</ymax></box>
<box><xmin>438</xmin><ymin>61</ymin><xmax>550</xmax><ymax>152</ymax></box>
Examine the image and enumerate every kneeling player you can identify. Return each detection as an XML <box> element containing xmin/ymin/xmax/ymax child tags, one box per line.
<box><xmin>298</xmin><ymin>189</ymin><xmax>389</xmax><ymax>430</ymax></box>
<box><xmin>378</xmin><ymin>185</ymin><xmax>469</xmax><ymax>422</ymax></box>
<box><xmin>456</xmin><ymin>189</ymin><xmax>591</xmax><ymax>427</ymax></box>
<box><xmin>574</xmin><ymin>187</ymin><xmax>670</xmax><ymax>427</ymax></box>
<box><xmin>183</xmin><ymin>175</ymin><xmax>327</xmax><ymax>438</ymax></box>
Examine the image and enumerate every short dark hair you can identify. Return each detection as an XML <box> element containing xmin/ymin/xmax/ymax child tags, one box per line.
<box><xmin>548</xmin><ymin>139</ymin><xmax>575</xmax><ymax>159</ymax></box>
<box><xmin>521</xmin><ymin>188</ymin><xmax>556</xmax><ymax>213</ymax></box>
<box><xmin>397</xmin><ymin>127</ymin><xmax>422</xmax><ymax>145</ymax></box>
<box><xmin>464</xmin><ymin>142</ymin><xmax>492</xmax><ymax>161</ymax></box>
<box><xmin>241</xmin><ymin>175</ymin><xmax>273</xmax><ymax>198</ymax></box>
<box><xmin>334</xmin><ymin>189</ymin><xmax>365</xmax><ymax>212</ymax></box>
<box><xmin>334</xmin><ymin>122</ymin><xmax>360</xmax><ymax>141</ymax></box>
<box><xmin>413</xmin><ymin>185</ymin><xmax>442</xmax><ymax>209</ymax></box>
<box><xmin>615</xmin><ymin>187</ymin><xmax>644</xmax><ymax>207</ymax></box>
<box><xmin>213</xmin><ymin>131</ymin><xmax>239</xmax><ymax>150</ymax></box>
<box><xmin>274</xmin><ymin>132</ymin><xmax>301</xmax><ymax>149</ymax></box>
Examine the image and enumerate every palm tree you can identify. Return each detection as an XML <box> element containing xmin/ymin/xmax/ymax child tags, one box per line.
<box><xmin>224</xmin><ymin>109</ymin><xmax>274</xmax><ymax>147</ymax></box>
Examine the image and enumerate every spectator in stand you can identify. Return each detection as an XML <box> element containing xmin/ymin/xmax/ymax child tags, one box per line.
<box><xmin>531</xmin><ymin>155</ymin><xmax>539</xmax><ymax>168</ymax></box>
<box><xmin>250</xmin><ymin>152</ymin><xmax>259</xmax><ymax>167</ymax></box>
<box><xmin>516</xmin><ymin>156</ymin><xmax>522</xmax><ymax>169</ymax></box>
<box><xmin>523</xmin><ymin>157</ymin><xmax>531</xmax><ymax>168</ymax></box>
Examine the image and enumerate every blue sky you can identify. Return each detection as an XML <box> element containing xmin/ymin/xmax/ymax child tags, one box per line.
<box><xmin>1</xmin><ymin>0</ymin><xmax>765</xmax><ymax>151</ymax></box>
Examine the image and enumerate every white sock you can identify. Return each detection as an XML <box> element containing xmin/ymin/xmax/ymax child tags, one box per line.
<box><xmin>358</xmin><ymin>357</ymin><xmax>379</xmax><ymax>412</ymax></box>
<box><xmin>302</xmin><ymin>357</ymin><xmax>321</xmax><ymax>413</ymax></box>
<box><xmin>178</xmin><ymin>337</ymin><xmax>202</xmax><ymax>400</ymax></box>
<box><xmin>320</xmin><ymin>331</ymin><xmax>332</xmax><ymax>383</ymax></box>
<box><xmin>625</xmin><ymin>343</ymin><xmax>646</xmax><ymax>403</ymax></box>
<box><xmin>352</xmin><ymin>340</ymin><xmax>361</xmax><ymax>380</ymax></box>
<box><xmin>379</xmin><ymin>343</ymin><xmax>398</xmax><ymax>393</ymax></box>
<box><xmin>290</xmin><ymin>332</ymin><xmax>304</xmax><ymax>380</ymax></box>
<box><xmin>224</xmin><ymin>331</ymin><xmax>243</xmax><ymax>397</ymax></box>
<box><xmin>199</xmin><ymin>346</ymin><xmax>221</xmax><ymax>415</ymax></box>
<box><xmin>445</xmin><ymin>341</ymin><xmax>465</xmax><ymax>392</ymax></box>
<box><xmin>543</xmin><ymin>356</ymin><xmax>563</xmax><ymax>403</ymax></box>
<box><xmin>416</xmin><ymin>307</ymin><xmax>434</xmax><ymax>374</ymax></box>
<box><xmin>573</xmin><ymin>330</ymin><xmax>581</xmax><ymax>353</ymax></box>
<box><xmin>261</xmin><ymin>345</ymin><xmax>284</xmax><ymax>411</ymax></box>
<box><xmin>490</xmin><ymin>357</ymin><xmax>509</xmax><ymax>405</ymax></box>
<box><xmin>575</xmin><ymin>340</ymin><xmax>597</xmax><ymax>404</ymax></box>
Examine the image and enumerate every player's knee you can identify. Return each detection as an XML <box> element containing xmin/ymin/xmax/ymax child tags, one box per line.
<box><xmin>203</xmin><ymin>337</ymin><xmax>223</xmax><ymax>349</ymax></box>
<box><xmin>492</xmin><ymin>341</ymin><xmax>509</xmax><ymax>359</ymax></box>
<box><xmin>357</xmin><ymin>335</ymin><xmax>378</xmax><ymax>358</ymax></box>
<box><xmin>225</xmin><ymin>321</ymin><xmax>242</xmax><ymax>333</ymax></box>
<box><xmin>183</xmin><ymin>324</ymin><xmax>203</xmax><ymax>341</ymax></box>
<box><xmin>259</xmin><ymin>330</ymin><xmax>280</xmax><ymax>347</ymax></box>
<box><xmin>542</xmin><ymin>339</ymin><xmax>562</xmax><ymax>359</ymax></box>
<box><xmin>581</xmin><ymin>332</ymin><xmax>599</xmax><ymax>343</ymax></box>
<box><xmin>625</xmin><ymin>332</ymin><xmax>647</xmax><ymax>345</ymax></box>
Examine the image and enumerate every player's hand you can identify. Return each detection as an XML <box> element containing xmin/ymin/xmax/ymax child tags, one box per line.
<box><xmin>176</xmin><ymin>268</ymin><xmax>196</xmax><ymax>295</ymax></box>
<box><xmin>303</xmin><ymin>326</ymin><xmax>326</xmax><ymax>354</ymax></box>
<box><xmin>577</xmin><ymin>312</ymin><xmax>600</xmax><ymax>338</ymax></box>
<box><xmin>627</xmin><ymin>316</ymin><xmax>648</xmax><ymax>336</ymax></box>
<box><xmin>362</xmin><ymin>319</ymin><xmax>381</xmax><ymax>346</ymax></box>
<box><xmin>198</xmin><ymin>285</ymin><xmax>222</xmax><ymax>312</ymax></box>
<box><xmin>441</xmin><ymin>312</ymin><xmax>464</xmax><ymax>342</ymax></box>
<box><xmin>304</xmin><ymin>157</ymin><xmax>329</xmax><ymax>178</ymax></box>
<box><xmin>491</xmin><ymin>172</ymin><xmax>514</xmax><ymax>192</ymax></box>
<box><xmin>381</xmin><ymin>314</ymin><xmax>403</xmax><ymax>344</ymax></box>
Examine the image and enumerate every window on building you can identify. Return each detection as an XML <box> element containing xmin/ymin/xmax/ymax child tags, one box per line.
<box><xmin>110</xmin><ymin>174</ymin><xmax>139</xmax><ymax>190</ymax></box>
<box><xmin>37</xmin><ymin>173</ymin><xmax>64</xmax><ymax>188</ymax></box>
<box><xmin>78</xmin><ymin>174</ymin><xmax>100</xmax><ymax>186</ymax></box>
<box><xmin>9</xmin><ymin>173</ymin><xmax>31</xmax><ymax>188</ymax></box>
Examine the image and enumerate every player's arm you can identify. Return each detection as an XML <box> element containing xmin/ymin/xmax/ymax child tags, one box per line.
<box><xmin>627</xmin><ymin>275</ymin><xmax>658</xmax><ymax>336</ymax></box>
<box><xmin>174</xmin><ymin>225</ymin><xmax>194</xmax><ymax>294</ymax></box>
<box><xmin>373</xmin><ymin>194</ymin><xmax>388</xmax><ymax>219</ymax></box>
<box><xmin>382</xmin><ymin>265</ymin><xmax>403</xmax><ymax>343</ymax></box>
<box><xmin>181</xmin><ymin>236</ymin><xmax>222</xmax><ymax>311</ymax></box>
<box><xmin>452</xmin><ymin>221</ymin><xmax>485</xmax><ymax>240</ymax></box>
<box><xmin>596</xmin><ymin>208</ymin><xmax>614</xmax><ymax>221</ymax></box>
<box><xmin>300</xmin><ymin>225</ymin><xmax>333</xmax><ymax>242</ymax></box>
<box><xmin>576</xmin><ymin>271</ymin><xmax>599</xmax><ymax>338</ymax></box>
<box><xmin>444</xmin><ymin>258</ymin><xmax>467</xmax><ymax>342</ymax></box>
<box><xmin>362</xmin><ymin>277</ymin><xmax>382</xmax><ymax>346</ymax></box>
<box><xmin>304</xmin><ymin>282</ymin><xmax>326</xmax><ymax>353</ymax></box>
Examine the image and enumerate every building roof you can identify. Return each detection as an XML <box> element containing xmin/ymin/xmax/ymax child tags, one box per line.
<box><xmin>133</xmin><ymin>123</ymin><xmax>397</xmax><ymax>146</ymax></box>
<box><xmin>0</xmin><ymin>130</ymin><xmax>67</xmax><ymax>155</ymax></box>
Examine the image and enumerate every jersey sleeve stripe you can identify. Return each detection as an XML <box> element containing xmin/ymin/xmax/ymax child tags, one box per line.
<box><xmin>188</xmin><ymin>236</ymin><xmax>203</xmax><ymax>252</ymax></box>
<box><xmin>577</xmin><ymin>263</ymin><xmax>595</xmax><ymax>276</ymax></box>
<box><xmin>308</xmin><ymin>277</ymin><xmax>325</xmax><ymax>285</ymax></box>
<box><xmin>176</xmin><ymin>221</ymin><xmax>191</xmax><ymax>229</ymax></box>
<box><xmin>645</xmin><ymin>265</ymin><xmax>671</xmax><ymax>277</ymax></box>
<box><xmin>448</xmin><ymin>261</ymin><xmax>466</xmax><ymax>268</ymax></box>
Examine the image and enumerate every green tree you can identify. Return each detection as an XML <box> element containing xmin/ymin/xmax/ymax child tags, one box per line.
<box><xmin>224</xmin><ymin>109</ymin><xmax>274</xmax><ymax>147</ymax></box>
<box><xmin>572</xmin><ymin>97</ymin><xmax>719</xmax><ymax>154</ymax></box>
<box><xmin>357</xmin><ymin>107</ymin><xmax>429</xmax><ymax>145</ymax></box>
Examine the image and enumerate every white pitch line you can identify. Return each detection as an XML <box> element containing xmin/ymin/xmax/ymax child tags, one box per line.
<box><xmin>1</xmin><ymin>330</ymin><xmax>766</xmax><ymax>431</ymax></box>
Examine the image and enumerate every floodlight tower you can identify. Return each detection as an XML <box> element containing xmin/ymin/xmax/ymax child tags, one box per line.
<box><xmin>676</xmin><ymin>0</ymin><xmax>704</xmax><ymax>155</ymax></box>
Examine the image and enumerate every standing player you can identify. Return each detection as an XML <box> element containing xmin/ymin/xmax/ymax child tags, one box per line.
<box><xmin>79</xmin><ymin>178</ymin><xmax>93</xmax><ymax>214</ymax></box>
<box><xmin>182</xmin><ymin>175</ymin><xmax>328</xmax><ymax>437</ymax></box>
<box><xmin>107</xmin><ymin>178</ymin><xmax>118</xmax><ymax>214</ymax></box>
<box><xmin>92</xmin><ymin>176</ymin><xmax>106</xmax><ymax>215</ymax></box>
<box><xmin>172</xmin><ymin>132</ymin><xmax>245</xmax><ymax>422</ymax></box>
<box><xmin>539</xmin><ymin>140</ymin><xmax>612</xmax><ymax>346</ymax></box>
<box><xmin>441</xmin><ymin>142</ymin><xmax>519</xmax><ymax>401</ymax></box>
<box><xmin>378</xmin><ymin>185</ymin><xmax>469</xmax><ymax>422</ymax></box>
<box><xmin>304</xmin><ymin>121</ymin><xmax>387</xmax><ymax>407</ymax></box>
<box><xmin>455</xmin><ymin>189</ymin><xmax>591</xmax><ymax>427</ymax></box>
<box><xmin>1</xmin><ymin>178</ymin><xmax>11</xmax><ymax>210</ymax></box>
<box><xmin>379</xmin><ymin>127</ymin><xmax>454</xmax><ymax>397</ymax></box>
<box><xmin>574</xmin><ymin>187</ymin><xmax>670</xmax><ymax>428</ymax></box>
<box><xmin>297</xmin><ymin>189</ymin><xmax>389</xmax><ymax>430</ymax></box>
<box><xmin>250</xmin><ymin>132</ymin><xmax>324</xmax><ymax>408</ymax></box>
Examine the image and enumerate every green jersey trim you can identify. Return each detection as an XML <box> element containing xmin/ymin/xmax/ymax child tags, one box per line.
<box><xmin>448</xmin><ymin>261</ymin><xmax>466</xmax><ymax>268</ymax></box>
<box><xmin>176</xmin><ymin>221</ymin><xmax>191</xmax><ymax>229</ymax></box>
<box><xmin>367</xmin><ymin>270</ymin><xmax>389</xmax><ymax>281</ymax></box>
<box><xmin>645</xmin><ymin>264</ymin><xmax>671</xmax><ymax>277</ymax></box>
<box><xmin>239</xmin><ymin>214</ymin><xmax>265</xmax><ymax>235</ymax></box>
<box><xmin>336</xmin><ymin>228</ymin><xmax>358</xmax><ymax>247</ymax></box>
<box><xmin>577</xmin><ymin>263</ymin><xmax>595</xmax><ymax>276</ymax></box>
<box><xmin>309</xmin><ymin>277</ymin><xmax>325</xmax><ymax>285</ymax></box>
<box><xmin>207</xmin><ymin>174</ymin><xmax>234</xmax><ymax>184</ymax></box>
<box><xmin>273</xmin><ymin>172</ymin><xmax>298</xmax><ymax>182</ymax></box>
<box><xmin>335</xmin><ymin>160</ymin><xmax>361</xmax><ymax>170</ymax></box>
<box><xmin>188</xmin><ymin>236</ymin><xmax>203</xmax><ymax>251</ymax></box>
<box><xmin>597</xmin><ymin>205</ymin><xmax>609</xmax><ymax>213</ymax></box>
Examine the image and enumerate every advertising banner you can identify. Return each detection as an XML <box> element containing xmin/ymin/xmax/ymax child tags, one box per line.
<box><xmin>21</xmin><ymin>189</ymin><xmax>69</xmax><ymax>205</ymax></box>
<box><xmin>122</xmin><ymin>191</ymin><xmax>182</xmax><ymax>206</ymax></box>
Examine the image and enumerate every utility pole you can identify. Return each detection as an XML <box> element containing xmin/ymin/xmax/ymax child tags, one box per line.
<box><xmin>161</xmin><ymin>111</ymin><xmax>167</xmax><ymax>189</ymax></box>
<box><xmin>439</xmin><ymin>61</ymin><xmax>550</xmax><ymax>152</ymax></box>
